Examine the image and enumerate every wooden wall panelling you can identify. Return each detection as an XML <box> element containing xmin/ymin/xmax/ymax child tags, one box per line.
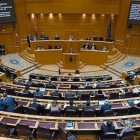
<box><xmin>28</xmin><ymin>14</ymin><xmax>117</xmax><ymax>40</ymax></box>
<box><xmin>26</xmin><ymin>0</ymin><xmax>120</xmax><ymax>14</ymax></box>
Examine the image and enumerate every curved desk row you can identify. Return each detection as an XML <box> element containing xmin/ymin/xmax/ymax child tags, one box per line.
<box><xmin>0</xmin><ymin>111</ymin><xmax>140</xmax><ymax>131</ymax></box>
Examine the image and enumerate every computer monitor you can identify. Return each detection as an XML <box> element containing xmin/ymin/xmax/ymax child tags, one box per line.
<box><xmin>93</xmin><ymin>36</ymin><xmax>98</xmax><ymax>41</ymax></box>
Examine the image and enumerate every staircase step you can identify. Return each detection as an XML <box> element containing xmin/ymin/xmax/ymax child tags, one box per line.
<box><xmin>23</xmin><ymin>50</ymin><xmax>35</xmax><ymax>61</ymax></box>
<box><xmin>107</xmin><ymin>53</ymin><xmax>123</xmax><ymax>63</ymax></box>
<box><xmin>79</xmin><ymin>62</ymin><xmax>86</xmax><ymax>69</ymax></box>
<box><xmin>104</xmin><ymin>54</ymin><xmax>126</xmax><ymax>66</ymax></box>
<box><xmin>108</xmin><ymin>51</ymin><xmax>120</xmax><ymax>60</ymax></box>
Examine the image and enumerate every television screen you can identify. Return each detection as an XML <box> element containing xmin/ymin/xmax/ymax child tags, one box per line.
<box><xmin>0</xmin><ymin>0</ymin><xmax>16</xmax><ymax>24</ymax></box>
<box><xmin>128</xmin><ymin>0</ymin><xmax>140</xmax><ymax>25</ymax></box>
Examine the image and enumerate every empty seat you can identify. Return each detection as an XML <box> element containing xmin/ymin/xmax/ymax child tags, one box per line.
<box><xmin>14</xmin><ymin>105</ymin><xmax>25</xmax><ymax>114</ymax></box>
<box><xmin>6</xmin><ymin>88</ymin><xmax>17</xmax><ymax>96</ymax></box>
<box><xmin>99</xmin><ymin>36</ymin><xmax>104</xmax><ymax>41</ymax></box>
<box><xmin>109</xmin><ymin>92</ymin><xmax>119</xmax><ymax>99</ymax></box>
<box><xmin>82</xmin><ymin>109</ymin><xmax>96</xmax><ymax>117</ymax></box>
<box><xmin>94</xmin><ymin>94</ymin><xmax>105</xmax><ymax>100</ymax></box>
<box><xmin>71</xmin><ymin>85</ymin><xmax>78</xmax><ymax>89</ymax></box>
<box><xmin>123</xmin><ymin>92</ymin><xmax>133</xmax><ymax>98</ymax></box>
<box><xmin>93</xmin><ymin>36</ymin><xmax>98</xmax><ymax>41</ymax></box>
<box><xmin>65</xmin><ymin>109</ymin><xmax>77</xmax><ymax>117</ymax></box>
<box><xmin>98</xmin><ymin>132</ymin><xmax>118</xmax><ymax>140</ymax></box>
<box><xmin>116</xmin><ymin>108</ymin><xmax>129</xmax><ymax>116</ymax></box>
<box><xmin>80</xmin><ymin>93</ymin><xmax>90</xmax><ymax>100</ymax></box>
<box><xmin>103</xmin><ymin>110</ymin><xmax>114</xmax><ymax>117</ymax></box>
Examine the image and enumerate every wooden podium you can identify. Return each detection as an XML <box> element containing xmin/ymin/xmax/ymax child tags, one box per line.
<box><xmin>62</xmin><ymin>53</ymin><xmax>80</xmax><ymax>69</ymax></box>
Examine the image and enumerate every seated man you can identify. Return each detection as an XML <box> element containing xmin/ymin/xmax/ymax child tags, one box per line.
<box><xmin>33</xmin><ymin>88</ymin><xmax>45</xmax><ymax>98</ymax></box>
<box><xmin>25</xmin><ymin>78</ymin><xmax>35</xmax><ymax>86</ymax></box>
<box><xmin>55</xmin><ymin>35</ymin><xmax>60</xmax><ymax>40</ymax></box>
<box><xmin>101</xmin><ymin>46</ymin><xmax>107</xmax><ymax>51</ymax></box>
<box><xmin>132</xmin><ymin>87</ymin><xmax>140</xmax><ymax>97</ymax></box>
<box><xmin>3</xmin><ymin>92</ymin><xmax>18</xmax><ymax>112</ymax></box>
<box><xmin>83</xmin><ymin>43</ymin><xmax>90</xmax><ymax>50</ymax></box>
<box><xmin>64</xmin><ymin>100</ymin><xmax>77</xmax><ymax>111</ymax></box>
<box><xmin>69</xmin><ymin>48</ymin><xmax>74</xmax><ymax>54</ymax></box>
<box><xmin>64</xmin><ymin>89</ymin><xmax>74</xmax><ymax>99</ymax></box>
<box><xmin>0</xmin><ymin>43</ymin><xmax>6</xmax><ymax>55</ymax></box>
<box><xmin>119</xmin><ymin>88</ymin><xmax>128</xmax><ymax>97</ymax></box>
<box><xmin>51</xmin><ymin>88</ymin><xmax>62</xmax><ymax>98</ymax></box>
<box><xmin>0</xmin><ymin>95</ymin><xmax>4</xmax><ymax>111</ymax></box>
<box><xmin>86</xmin><ymin>36</ymin><xmax>91</xmax><ymax>40</ymax></box>
<box><xmin>91</xmin><ymin>43</ymin><xmax>96</xmax><ymax>50</ymax></box>
<box><xmin>46</xmin><ymin>81</ymin><xmax>56</xmax><ymax>89</ymax></box>
<box><xmin>32</xmin><ymin>35</ymin><xmax>37</xmax><ymax>41</ymax></box>
<box><xmin>48</xmin><ymin>45</ymin><xmax>52</xmax><ymax>49</ymax></box>
<box><xmin>55</xmin><ymin>45</ymin><xmax>60</xmax><ymax>49</ymax></box>
<box><xmin>40</xmin><ymin>32</ymin><xmax>45</xmax><ymax>40</ymax></box>
<box><xmin>69</xmin><ymin>35</ymin><xmax>74</xmax><ymax>41</ymax></box>
<box><xmin>96</xmin><ymin>80</ymin><xmax>105</xmax><ymax>89</ymax></box>
<box><xmin>37</xmin><ymin>45</ymin><xmax>43</xmax><ymax>50</ymax></box>
<box><xmin>15</xmin><ymin>79</ymin><xmax>24</xmax><ymax>85</ymax></box>
<box><xmin>100</xmin><ymin>99</ymin><xmax>112</xmax><ymax>116</ymax></box>
<box><xmin>83</xmin><ymin>100</ymin><xmax>95</xmax><ymax>111</ymax></box>
<box><xmin>29</xmin><ymin>97</ymin><xmax>45</xmax><ymax>115</ymax></box>
<box><xmin>101</xmin><ymin>120</ymin><xmax>115</xmax><ymax>133</ymax></box>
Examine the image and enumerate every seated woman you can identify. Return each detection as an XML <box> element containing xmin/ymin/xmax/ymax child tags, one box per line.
<box><xmin>118</xmin><ymin>119</ymin><xmax>134</xmax><ymax>137</ymax></box>
<box><xmin>49</xmin><ymin>100</ymin><xmax>61</xmax><ymax>111</ymax></box>
<box><xmin>101</xmin><ymin>120</ymin><xmax>115</xmax><ymax>133</ymax></box>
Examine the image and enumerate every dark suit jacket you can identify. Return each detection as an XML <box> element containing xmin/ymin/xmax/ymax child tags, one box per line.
<box><xmin>27</xmin><ymin>36</ymin><xmax>30</xmax><ymax>43</ymax></box>
<box><xmin>29</xmin><ymin>102</ymin><xmax>42</xmax><ymax>114</ymax></box>
<box><xmin>65</xmin><ymin>105</ymin><xmax>77</xmax><ymax>112</ymax></box>
<box><xmin>0</xmin><ymin>99</ymin><xmax>4</xmax><ymax>111</ymax></box>
<box><xmin>33</xmin><ymin>91</ymin><xmax>44</xmax><ymax>97</ymax></box>
<box><xmin>26</xmin><ymin>81</ymin><xmax>34</xmax><ymax>86</ymax></box>
<box><xmin>64</xmin><ymin>93</ymin><xmax>74</xmax><ymax>99</ymax></box>
<box><xmin>46</xmin><ymin>83</ymin><xmax>56</xmax><ymax>89</ymax></box>
<box><xmin>101</xmin><ymin>104</ymin><xmax>112</xmax><ymax>112</ymax></box>
<box><xmin>3</xmin><ymin>97</ymin><xmax>17</xmax><ymax>112</ymax></box>
<box><xmin>101</xmin><ymin>124</ymin><xmax>115</xmax><ymax>133</ymax></box>
<box><xmin>96</xmin><ymin>82</ymin><xmax>105</xmax><ymax>88</ymax></box>
<box><xmin>51</xmin><ymin>91</ymin><xmax>62</xmax><ymax>98</ymax></box>
<box><xmin>83</xmin><ymin>105</ymin><xmax>95</xmax><ymax>111</ymax></box>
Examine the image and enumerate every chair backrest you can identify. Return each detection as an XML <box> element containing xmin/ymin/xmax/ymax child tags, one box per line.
<box><xmin>99</xmin><ymin>36</ymin><xmax>104</xmax><ymax>41</ymax></box>
<box><xmin>121</xmin><ymin>129</ymin><xmax>136</xmax><ymax>140</ymax></box>
<box><xmin>84</xmin><ymin>85</ymin><xmax>93</xmax><ymax>89</ymax></box>
<box><xmin>6</xmin><ymin>88</ymin><xmax>16</xmax><ymax>96</ymax></box>
<box><xmin>94</xmin><ymin>94</ymin><xmax>105</xmax><ymax>100</ymax></box>
<box><xmin>109</xmin><ymin>84</ymin><xmax>117</xmax><ymax>88</ymax></box>
<box><xmin>71</xmin><ymin>85</ymin><xmax>78</xmax><ymax>89</ymax></box>
<box><xmin>80</xmin><ymin>93</ymin><xmax>90</xmax><ymax>100</ymax></box>
<box><xmin>123</xmin><ymin>92</ymin><xmax>133</xmax><ymax>98</ymax></box>
<box><xmin>26</xmin><ymin>107</ymin><xmax>38</xmax><ymax>115</ymax></box>
<box><xmin>50</xmin><ymin>110</ymin><xmax>61</xmax><ymax>116</ymax></box>
<box><xmin>65</xmin><ymin>109</ymin><xmax>77</xmax><ymax>117</ymax></box>
<box><xmin>93</xmin><ymin>36</ymin><xmax>98</xmax><ymax>41</ymax></box>
<box><xmin>37</xmin><ymin>83</ymin><xmax>45</xmax><ymax>88</ymax></box>
<box><xmin>37</xmin><ymin>126</ymin><xmax>51</xmax><ymax>139</ymax></box>
<box><xmin>116</xmin><ymin>108</ymin><xmax>129</xmax><ymax>116</ymax></box>
<box><xmin>14</xmin><ymin>105</ymin><xmax>25</xmax><ymax>114</ymax></box>
<box><xmin>75</xmin><ymin>70</ymin><xmax>80</xmax><ymax>74</ymax></box>
<box><xmin>73</xmin><ymin>78</ymin><xmax>80</xmax><ymax>82</ymax></box>
<box><xmin>101</xmin><ymin>132</ymin><xmax>118</xmax><ymax>140</ymax></box>
<box><xmin>20</xmin><ymin>92</ymin><xmax>33</xmax><ymax>98</ymax></box>
<box><xmin>17</xmin><ymin>123</ymin><xmax>31</xmax><ymax>137</ymax></box>
<box><xmin>0</xmin><ymin>121</ymin><xmax>10</xmax><ymax>136</ymax></box>
<box><xmin>109</xmin><ymin>92</ymin><xmax>119</xmax><ymax>99</ymax></box>
<box><xmin>51</xmin><ymin>77</ymin><xmax>58</xmax><ymax>81</ymax></box>
<box><xmin>129</xmin><ymin>106</ymin><xmax>140</xmax><ymax>115</ymax></box>
<box><xmin>103</xmin><ymin>110</ymin><xmax>114</xmax><ymax>117</ymax></box>
<box><xmin>82</xmin><ymin>109</ymin><xmax>96</xmax><ymax>117</ymax></box>
<box><xmin>58</xmin><ymin>126</ymin><xmax>67</xmax><ymax>140</ymax></box>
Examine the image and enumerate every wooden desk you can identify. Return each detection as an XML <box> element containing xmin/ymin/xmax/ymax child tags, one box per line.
<box><xmin>62</xmin><ymin>53</ymin><xmax>80</xmax><ymax>69</ymax></box>
<box><xmin>27</xmin><ymin>40</ymin><xmax>113</xmax><ymax>54</ymax></box>
<box><xmin>81</xmin><ymin>49</ymin><xmax>109</xmax><ymax>65</ymax></box>
<box><xmin>35</xmin><ymin>49</ymin><xmax>62</xmax><ymax>64</ymax></box>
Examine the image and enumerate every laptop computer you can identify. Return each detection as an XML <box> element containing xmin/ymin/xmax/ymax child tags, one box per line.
<box><xmin>98</xmin><ymin>100</ymin><xmax>105</xmax><ymax>108</ymax></box>
<box><xmin>127</xmin><ymin>100</ymin><xmax>134</xmax><ymax>106</ymax></box>
<box><xmin>39</xmin><ymin>88</ymin><xmax>45</xmax><ymax>92</ymax></box>
<box><xmin>65</xmin><ymin>122</ymin><xmax>74</xmax><ymax>129</ymax></box>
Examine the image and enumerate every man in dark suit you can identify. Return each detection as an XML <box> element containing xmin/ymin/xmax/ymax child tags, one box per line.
<box><xmin>83</xmin><ymin>100</ymin><xmax>95</xmax><ymax>111</ymax></box>
<box><xmin>33</xmin><ymin>88</ymin><xmax>44</xmax><ymax>98</ymax></box>
<box><xmin>83</xmin><ymin>43</ymin><xmax>90</xmax><ymax>50</ymax></box>
<box><xmin>40</xmin><ymin>32</ymin><xmax>45</xmax><ymax>40</ymax></box>
<box><xmin>51</xmin><ymin>88</ymin><xmax>62</xmax><ymax>98</ymax></box>
<box><xmin>0</xmin><ymin>43</ymin><xmax>6</xmax><ymax>55</ymax></box>
<box><xmin>26</xmin><ymin>78</ymin><xmax>35</xmax><ymax>86</ymax></box>
<box><xmin>29</xmin><ymin>97</ymin><xmax>45</xmax><ymax>115</ymax></box>
<box><xmin>96</xmin><ymin>80</ymin><xmax>105</xmax><ymax>89</ymax></box>
<box><xmin>64</xmin><ymin>89</ymin><xmax>74</xmax><ymax>99</ymax></box>
<box><xmin>100</xmin><ymin>99</ymin><xmax>112</xmax><ymax>116</ymax></box>
<box><xmin>69</xmin><ymin>48</ymin><xmax>74</xmax><ymax>54</ymax></box>
<box><xmin>64</xmin><ymin>100</ymin><xmax>77</xmax><ymax>111</ymax></box>
<box><xmin>55</xmin><ymin>45</ymin><xmax>60</xmax><ymax>49</ymax></box>
<box><xmin>0</xmin><ymin>95</ymin><xmax>4</xmax><ymax>111</ymax></box>
<box><xmin>101</xmin><ymin>120</ymin><xmax>115</xmax><ymax>133</ymax></box>
<box><xmin>46</xmin><ymin>81</ymin><xmax>56</xmax><ymax>89</ymax></box>
<box><xmin>91</xmin><ymin>43</ymin><xmax>96</xmax><ymax>50</ymax></box>
<box><xmin>3</xmin><ymin>92</ymin><xmax>18</xmax><ymax>112</ymax></box>
<box><xmin>27</xmin><ymin>34</ymin><xmax>31</xmax><ymax>47</ymax></box>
